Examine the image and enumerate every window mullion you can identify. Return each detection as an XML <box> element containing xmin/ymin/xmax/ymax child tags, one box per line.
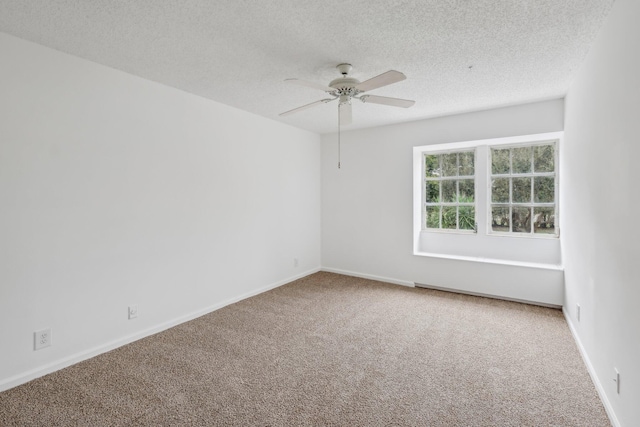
<box><xmin>509</xmin><ymin>148</ymin><xmax>513</xmax><ymax>232</ymax></box>
<box><xmin>456</xmin><ymin>153</ymin><xmax>460</xmax><ymax>229</ymax></box>
<box><xmin>530</xmin><ymin>148</ymin><xmax>535</xmax><ymax>234</ymax></box>
<box><xmin>439</xmin><ymin>156</ymin><xmax>443</xmax><ymax>229</ymax></box>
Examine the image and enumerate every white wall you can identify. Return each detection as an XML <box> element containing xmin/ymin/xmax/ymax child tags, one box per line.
<box><xmin>0</xmin><ymin>33</ymin><xmax>321</xmax><ymax>390</ymax></box>
<box><xmin>322</xmin><ymin>100</ymin><xmax>565</xmax><ymax>306</ymax></box>
<box><xmin>562</xmin><ymin>0</ymin><xmax>640</xmax><ymax>425</ymax></box>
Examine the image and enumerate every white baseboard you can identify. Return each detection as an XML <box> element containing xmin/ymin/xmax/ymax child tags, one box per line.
<box><xmin>563</xmin><ymin>308</ymin><xmax>620</xmax><ymax>427</ymax></box>
<box><xmin>0</xmin><ymin>267</ymin><xmax>320</xmax><ymax>393</ymax></box>
<box><xmin>320</xmin><ymin>267</ymin><xmax>415</xmax><ymax>287</ymax></box>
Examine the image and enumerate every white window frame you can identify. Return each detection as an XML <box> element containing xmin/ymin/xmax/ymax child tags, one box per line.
<box><xmin>413</xmin><ymin>132</ymin><xmax>563</xmax><ymax>259</ymax></box>
<box><xmin>487</xmin><ymin>140</ymin><xmax>559</xmax><ymax>238</ymax></box>
<box><xmin>422</xmin><ymin>148</ymin><xmax>477</xmax><ymax>233</ymax></box>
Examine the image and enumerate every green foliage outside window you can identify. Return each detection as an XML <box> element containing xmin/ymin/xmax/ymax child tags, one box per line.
<box><xmin>426</xmin><ymin>195</ymin><xmax>475</xmax><ymax>230</ymax></box>
<box><xmin>424</xmin><ymin>150</ymin><xmax>475</xmax><ymax>231</ymax></box>
<box><xmin>490</xmin><ymin>142</ymin><xmax>556</xmax><ymax>235</ymax></box>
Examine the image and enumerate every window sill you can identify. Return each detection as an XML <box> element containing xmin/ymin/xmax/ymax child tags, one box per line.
<box><xmin>421</xmin><ymin>229</ymin><xmax>476</xmax><ymax>235</ymax></box>
<box><xmin>413</xmin><ymin>251</ymin><xmax>563</xmax><ymax>271</ymax></box>
<box><xmin>487</xmin><ymin>231</ymin><xmax>559</xmax><ymax>240</ymax></box>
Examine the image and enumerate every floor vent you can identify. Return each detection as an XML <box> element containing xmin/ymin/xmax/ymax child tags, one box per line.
<box><xmin>414</xmin><ymin>282</ymin><xmax>561</xmax><ymax>309</ymax></box>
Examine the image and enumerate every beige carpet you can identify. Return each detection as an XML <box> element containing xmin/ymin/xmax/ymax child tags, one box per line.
<box><xmin>0</xmin><ymin>272</ymin><xmax>609</xmax><ymax>426</ymax></box>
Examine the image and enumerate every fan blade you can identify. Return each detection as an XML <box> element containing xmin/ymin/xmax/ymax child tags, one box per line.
<box><xmin>339</xmin><ymin>102</ymin><xmax>352</xmax><ymax>126</ymax></box>
<box><xmin>360</xmin><ymin>95</ymin><xmax>415</xmax><ymax>108</ymax></box>
<box><xmin>279</xmin><ymin>98</ymin><xmax>335</xmax><ymax>117</ymax></box>
<box><xmin>285</xmin><ymin>78</ymin><xmax>335</xmax><ymax>93</ymax></box>
<box><xmin>355</xmin><ymin>70</ymin><xmax>406</xmax><ymax>92</ymax></box>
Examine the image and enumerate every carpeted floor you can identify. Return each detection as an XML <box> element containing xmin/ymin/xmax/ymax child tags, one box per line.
<box><xmin>0</xmin><ymin>272</ymin><xmax>610</xmax><ymax>426</ymax></box>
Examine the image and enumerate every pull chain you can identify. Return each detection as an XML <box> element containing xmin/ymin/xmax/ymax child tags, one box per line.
<box><xmin>338</xmin><ymin>103</ymin><xmax>341</xmax><ymax>169</ymax></box>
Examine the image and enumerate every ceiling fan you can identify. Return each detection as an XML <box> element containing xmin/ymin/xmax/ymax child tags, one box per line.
<box><xmin>279</xmin><ymin>63</ymin><xmax>415</xmax><ymax>126</ymax></box>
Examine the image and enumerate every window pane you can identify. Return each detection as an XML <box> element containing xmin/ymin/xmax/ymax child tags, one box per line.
<box><xmin>512</xmin><ymin>207</ymin><xmax>532</xmax><ymax>233</ymax></box>
<box><xmin>442</xmin><ymin>206</ymin><xmax>457</xmax><ymax>229</ymax></box>
<box><xmin>492</xmin><ymin>178</ymin><xmax>509</xmax><ymax>203</ymax></box>
<box><xmin>534</xmin><ymin>207</ymin><xmax>556</xmax><ymax>234</ymax></box>
<box><xmin>512</xmin><ymin>146</ymin><xmax>532</xmax><ymax>173</ymax></box>
<box><xmin>491</xmin><ymin>206</ymin><xmax>510</xmax><ymax>232</ymax></box>
<box><xmin>426</xmin><ymin>206</ymin><xmax>440</xmax><ymax>228</ymax></box>
<box><xmin>491</xmin><ymin>148</ymin><xmax>510</xmax><ymax>174</ymax></box>
<box><xmin>512</xmin><ymin>177</ymin><xmax>531</xmax><ymax>203</ymax></box>
<box><xmin>534</xmin><ymin>145</ymin><xmax>554</xmax><ymax>172</ymax></box>
<box><xmin>459</xmin><ymin>151</ymin><xmax>474</xmax><ymax>176</ymax></box>
<box><xmin>534</xmin><ymin>177</ymin><xmax>555</xmax><ymax>203</ymax></box>
<box><xmin>459</xmin><ymin>206</ymin><xmax>475</xmax><ymax>230</ymax></box>
<box><xmin>459</xmin><ymin>179</ymin><xmax>474</xmax><ymax>202</ymax></box>
<box><xmin>442</xmin><ymin>180</ymin><xmax>457</xmax><ymax>202</ymax></box>
<box><xmin>425</xmin><ymin>181</ymin><xmax>440</xmax><ymax>203</ymax></box>
<box><xmin>425</xmin><ymin>154</ymin><xmax>441</xmax><ymax>177</ymax></box>
<box><xmin>442</xmin><ymin>153</ymin><xmax>457</xmax><ymax>177</ymax></box>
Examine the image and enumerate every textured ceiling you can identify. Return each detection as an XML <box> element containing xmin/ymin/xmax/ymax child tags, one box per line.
<box><xmin>0</xmin><ymin>0</ymin><xmax>614</xmax><ymax>134</ymax></box>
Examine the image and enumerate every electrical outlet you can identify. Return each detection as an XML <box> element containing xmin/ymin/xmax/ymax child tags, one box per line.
<box><xmin>34</xmin><ymin>328</ymin><xmax>51</xmax><ymax>350</ymax></box>
<box><xmin>614</xmin><ymin>368</ymin><xmax>620</xmax><ymax>394</ymax></box>
<box><xmin>128</xmin><ymin>305</ymin><xmax>138</xmax><ymax>319</ymax></box>
<box><xmin>576</xmin><ymin>303</ymin><xmax>581</xmax><ymax>322</ymax></box>
<box><xmin>294</xmin><ymin>258</ymin><xmax>299</xmax><ymax>268</ymax></box>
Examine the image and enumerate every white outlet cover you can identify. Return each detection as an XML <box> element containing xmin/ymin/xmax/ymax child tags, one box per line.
<box><xmin>34</xmin><ymin>328</ymin><xmax>51</xmax><ymax>350</ymax></box>
<box><xmin>128</xmin><ymin>305</ymin><xmax>138</xmax><ymax>319</ymax></box>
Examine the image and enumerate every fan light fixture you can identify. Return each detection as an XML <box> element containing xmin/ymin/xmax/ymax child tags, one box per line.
<box><xmin>281</xmin><ymin>63</ymin><xmax>415</xmax><ymax>168</ymax></box>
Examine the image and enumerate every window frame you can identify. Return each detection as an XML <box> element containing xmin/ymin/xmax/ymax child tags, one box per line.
<box><xmin>413</xmin><ymin>132</ymin><xmax>563</xmax><ymax>263</ymax></box>
<box><xmin>487</xmin><ymin>140</ymin><xmax>559</xmax><ymax>238</ymax></box>
<box><xmin>422</xmin><ymin>148</ymin><xmax>477</xmax><ymax>234</ymax></box>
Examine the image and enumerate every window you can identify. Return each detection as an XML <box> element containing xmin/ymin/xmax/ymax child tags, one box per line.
<box><xmin>423</xmin><ymin>150</ymin><xmax>476</xmax><ymax>231</ymax></box>
<box><xmin>413</xmin><ymin>132</ymin><xmax>562</xmax><ymax>265</ymax></box>
<box><xmin>490</xmin><ymin>142</ymin><xmax>557</xmax><ymax>235</ymax></box>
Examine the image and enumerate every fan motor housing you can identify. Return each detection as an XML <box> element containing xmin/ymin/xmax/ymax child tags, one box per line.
<box><xmin>329</xmin><ymin>77</ymin><xmax>361</xmax><ymax>98</ymax></box>
<box><xmin>329</xmin><ymin>76</ymin><xmax>359</xmax><ymax>89</ymax></box>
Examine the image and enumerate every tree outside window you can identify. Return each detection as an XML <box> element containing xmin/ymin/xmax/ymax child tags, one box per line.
<box><xmin>424</xmin><ymin>150</ymin><xmax>476</xmax><ymax>231</ymax></box>
<box><xmin>490</xmin><ymin>143</ymin><xmax>557</xmax><ymax>235</ymax></box>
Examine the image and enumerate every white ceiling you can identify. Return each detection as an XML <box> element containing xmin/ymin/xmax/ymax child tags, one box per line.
<box><xmin>0</xmin><ymin>0</ymin><xmax>614</xmax><ymax>135</ymax></box>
